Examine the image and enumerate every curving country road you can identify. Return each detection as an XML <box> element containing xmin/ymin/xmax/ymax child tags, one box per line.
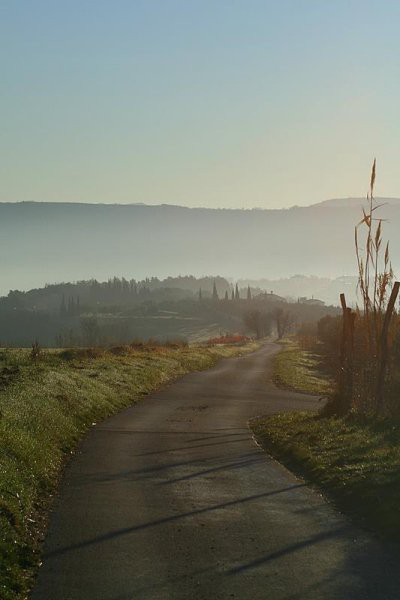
<box><xmin>32</xmin><ymin>343</ymin><xmax>400</xmax><ymax>600</ymax></box>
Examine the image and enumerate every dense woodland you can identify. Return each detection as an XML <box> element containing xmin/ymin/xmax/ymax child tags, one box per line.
<box><xmin>0</xmin><ymin>275</ymin><xmax>338</xmax><ymax>347</ymax></box>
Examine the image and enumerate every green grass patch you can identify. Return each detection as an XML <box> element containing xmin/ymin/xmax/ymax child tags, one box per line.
<box><xmin>0</xmin><ymin>341</ymin><xmax>259</xmax><ymax>600</ymax></box>
<box><xmin>273</xmin><ymin>340</ymin><xmax>333</xmax><ymax>396</ymax></box>
<box><xmin>252</xmin><ymin>411</ymin><xmax>400</xmax><ymax>540</ymax></box>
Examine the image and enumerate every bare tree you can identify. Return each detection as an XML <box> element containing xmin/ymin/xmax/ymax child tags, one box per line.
<box><xmin>244</xmin><ymin>309</ymin><xmax>271</xmax><ymax>339</ymax></box>
<box><xmin>273</xmin><ymin>308</ymin><xmax>293</xmax><ymax>339</ymax></box>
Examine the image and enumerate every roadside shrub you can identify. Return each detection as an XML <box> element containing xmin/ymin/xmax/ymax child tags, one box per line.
<box><xmin>59</xmin><ymin>347</ymin><xmax>105</xmax><ymax>361</ymax></box>
<box><xmin>108</xmin><ymin>345</ymin><xmax>132</xmax><ymax>356</ymax></box>
<box><xmin>208</xmin><ymin>334</ymin><xmax>249</xmax><ymax>345</ymax></box>
<box><xmin>129</xmin><ymin>338</ymin><xmax>188</xmax><ymax>351</ymax></box>
<box><xmin>30</xmin><ymin>341</ymin><xmax>41</xmax><ymax>361</ymax></box>
<box><xmin>317</xmin><ymin>315</ymin><xmax>341</xmax><ymax>376</ymax></box>
<box><xmin>297</xmin><ymin>322</ymin><xmax>317</xmax><ymax>351</ymax></box>
<box><xmin>164</xmin><ymin>338</ymin><xmax>188</xmax><ymax>348</ymax></box>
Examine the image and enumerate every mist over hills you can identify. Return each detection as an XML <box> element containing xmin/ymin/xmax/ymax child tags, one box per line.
<box><xmin>1</xmin><ymin>199</ymin><xmax>399</xmax><ymax>300</ymax></box>
<box><xmin>310</xmin><ymin>197</ymin><xmax>400</xmax><ymax>209</ymax></box>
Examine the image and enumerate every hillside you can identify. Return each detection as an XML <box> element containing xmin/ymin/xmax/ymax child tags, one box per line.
<box><xmin>0</xmin><ymin>274</ymin><xmax>340</xmax><ymax>347</ymax></box>
<box><xmin>311</xmin><ymin>197</ymin><xmax>400</xmax><ymax>209</ymax></box>
<box><xmin>1</xmin><ymin>200</ymin><xmax>399</xmax><ymax>296</ymax></box>
<box><xmin>239</xmin><ymin>275</ymin><xmax>358</xmax><ymax>306</ymax></box>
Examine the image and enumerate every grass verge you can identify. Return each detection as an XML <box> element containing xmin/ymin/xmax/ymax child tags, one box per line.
<box><xmin>272</xmin><ymin>340</ymin><xmax>332</xmax><ymax>396</ymax></box>
<box><xmin>252</xmin><ymin>411</ymin><xmax>400</xmax><ymax>541</ymax></box>
<box><xmin>0</xmin><ymin>341</ymin><xmax>259</xmax><ymax>600</ymax></box>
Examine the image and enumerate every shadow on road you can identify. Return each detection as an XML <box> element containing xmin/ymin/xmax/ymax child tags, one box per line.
<box><xmin>45</xmin><ymin>484</ymin><xmax>306</xmax><ymax>558</ymax></box>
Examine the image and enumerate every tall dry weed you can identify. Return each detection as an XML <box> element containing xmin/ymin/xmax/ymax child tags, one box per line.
<box><xmin>350</xmin><ymin>160</ymin><xmax>399</xmax><ymax>414</ymax></box>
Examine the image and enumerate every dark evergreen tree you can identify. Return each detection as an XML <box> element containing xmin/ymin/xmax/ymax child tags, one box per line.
<box><xmin>67</xmin><ymin>296</ymin><xmax>76</xmax><ymax>316</ymax></box>
<box><xmin>247</xmin><ymin>285</ymin><xmax>252</xmax><ymax>301</ymax></box>
<box><xmin>130</xmin><ymin>280</ymin><xmax>138</xmax><ymax>295</ymax></box>
<box><xmin>212</xmin><ymin>281</ymin><xmax>219</xmax><ymax>301</ymax></box>
<box><xmin>60</xmin><ymin>294</ymin><xmax>67</xmax><ymax>317</ymax></box>
<box><xmin>235</xmin><ymin>283</ymin><xmax>240</xmax><ymax>300</ymax></box>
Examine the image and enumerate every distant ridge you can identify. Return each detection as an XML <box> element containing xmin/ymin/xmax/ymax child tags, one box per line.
<box><xmin>0</xmin><ymin>199</ymin><xmax>399</xmax><ymax>296</ymax></box>
<box><xmin>3</xmin><ymin>197</ymin><xmax>400</xmax><ymax>211</ymax></box>
<box><xmin>311</xmin><ymin>197</ymin><xmax>400</xmax><ymax>209</ymax></box>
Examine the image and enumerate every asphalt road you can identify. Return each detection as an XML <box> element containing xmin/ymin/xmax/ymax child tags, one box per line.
<box><xmin>32</xmin><ymin>343</ymin><xmax>400</xmax><ymax>600</ymax></box>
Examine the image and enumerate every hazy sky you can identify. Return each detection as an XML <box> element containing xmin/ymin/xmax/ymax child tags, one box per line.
<box><xmin>2</xmin><ymin>1</ymin><xmax>400</xmax><ymax>209</ymax></box>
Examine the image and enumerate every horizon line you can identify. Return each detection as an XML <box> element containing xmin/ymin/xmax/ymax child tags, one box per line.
<box><xmin>1</xmin><ymin>197</ymin><xmax>400</xmax><ymax>211</ymax></box>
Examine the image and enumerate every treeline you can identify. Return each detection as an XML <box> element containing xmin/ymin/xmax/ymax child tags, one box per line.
<box><xmin>0</xmin><ymin>277</ymin><xmax>337</xmax><ymax>348</ymax></box>
<box><xmin>0</xmin><ymin>275</ymin><xmax>288</xmax><ymax>319</ymax></box>
<box><xmin>0</xmin><ymin>275</ymin><xmax>233</xmax><ymax>313</ymax></box>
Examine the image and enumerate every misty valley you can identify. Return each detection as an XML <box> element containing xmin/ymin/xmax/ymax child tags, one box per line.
<box><xmin>0</xmin><ymin>275</ymin><xmax>337</xmax><ymax>348</ymax></box>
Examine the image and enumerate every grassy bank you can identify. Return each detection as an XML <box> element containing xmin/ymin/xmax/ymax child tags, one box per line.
<box><xmin>253</xmin><ymin>340</ymin><xmax>400</xmax><ymax>541</ymax></box>
<box><xmin>272</xmin><ymin>340</ymin><xmax>332</xmax><ymax>396</ymax></box>
<box><xmin>252</xmin><ymin>411</ymin><xmax>400</xmax><ymax>541</ymax></box>
<box><xmin>0</xmin><ymin>341</ymin><xmax>259</xmax><ymax>600</ymax></box>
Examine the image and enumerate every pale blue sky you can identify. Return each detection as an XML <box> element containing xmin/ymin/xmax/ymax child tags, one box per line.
<box><xmin>1</xmin><ymin>1</ymin><xmax>400</xmax><ymax>208</ymax></box>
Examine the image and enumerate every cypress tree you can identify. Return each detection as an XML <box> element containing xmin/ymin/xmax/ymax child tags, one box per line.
<box><xmin>235</xmin><ymin>283</ymin><xmax>240</xmax><ymax>300</ymax></box>
<box><xmin>212</xmin><ymin>281</ymin><xmax>219</xmax><ymax>301</ymax></box>
<box><xmin>247</xmin><ymin>285</ymin><xmax>252</xmax><ymax>301</ymax></box>
<box><xmin>60</xmin><ymin>294</ymin><xmax>67</xmax><ymax>317</ymax></box>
